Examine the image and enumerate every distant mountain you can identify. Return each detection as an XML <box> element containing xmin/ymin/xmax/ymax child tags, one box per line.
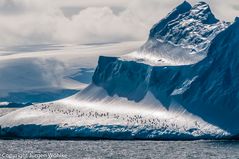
<box><xmin>0</xmin><ymin>1</ymin><xmax>239</xmax><ymax>140</ymax></box>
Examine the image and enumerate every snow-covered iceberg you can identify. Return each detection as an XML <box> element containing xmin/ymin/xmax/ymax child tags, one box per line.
<box><xmin>0</xmin><ymin>1</ymin><xmax>239</xmax><ymax>140</ymax></box>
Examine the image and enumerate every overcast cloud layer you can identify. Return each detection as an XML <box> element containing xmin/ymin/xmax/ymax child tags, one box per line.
<box><xmin>0</xmin><ymin>0</ymin><xmax>238</xmax><ymax>46</ymax></box>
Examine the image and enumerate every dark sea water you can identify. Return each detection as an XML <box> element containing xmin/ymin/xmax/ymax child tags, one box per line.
<box><xmin>0</xmin><ymin>140</ymin><xmax>239</xmax><ymax>159</ymax></box>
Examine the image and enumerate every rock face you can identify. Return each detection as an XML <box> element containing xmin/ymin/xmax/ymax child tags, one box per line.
<box><xmin>91</xmin><ymin>2</ymin><xmax>239</xmax><ymax>134</ymax></box>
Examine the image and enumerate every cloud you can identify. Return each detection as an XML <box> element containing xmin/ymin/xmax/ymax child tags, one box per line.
<box><xmin>0</xmin><ymin>0</ymin><xmax>237</xmax><ymax>46</ymax></box>
<box><xmin>54</xmin><ymin>6</ymin><xmax>148</xmax><ymax>44</ymax></box>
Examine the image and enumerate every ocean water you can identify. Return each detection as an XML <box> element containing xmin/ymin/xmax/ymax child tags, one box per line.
<box><xmin>0</xmin><ymin>140</ymin><xmax>238</xmax><ymax>159</ymax></box>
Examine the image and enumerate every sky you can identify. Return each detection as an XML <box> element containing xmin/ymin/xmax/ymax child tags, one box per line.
<box><xmin>0</xmin><ymin>0</ymin><xmax>238</xmax><ymax>46</ymax></box>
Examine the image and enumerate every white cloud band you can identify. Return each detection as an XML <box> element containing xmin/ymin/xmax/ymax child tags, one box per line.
<box><xmin>0</xmin><ymin>0</ymin><xmax>237</xmax><ymax>46</ymax></box>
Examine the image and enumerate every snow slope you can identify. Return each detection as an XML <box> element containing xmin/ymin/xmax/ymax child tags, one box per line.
<box><xmin>0</xmin><ymin>89</ymin><xmax>229</xmax><ymax>139</ymax></box>
<box><xmin>0</xmin><ymin>2</ymin><xmax>238</xmax><ymax>140</ymax></box>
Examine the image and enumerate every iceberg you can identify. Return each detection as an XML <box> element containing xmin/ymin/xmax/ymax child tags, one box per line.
<box><xmin>0</xmin><ymin>1</ymin><xmax>239</xmax><ymax>140</ymax></box>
